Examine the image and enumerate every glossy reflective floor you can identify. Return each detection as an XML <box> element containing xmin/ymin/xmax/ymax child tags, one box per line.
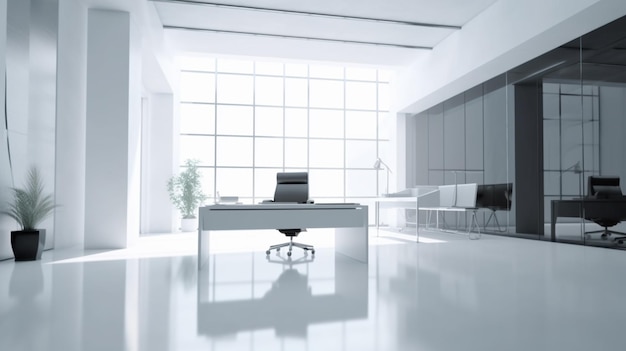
<box><xmin>2</xmin><ymin>228</ymin><xmax>626</xmax><ymax>351</ymax></box>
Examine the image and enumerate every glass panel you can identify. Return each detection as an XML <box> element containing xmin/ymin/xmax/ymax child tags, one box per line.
<box><xmin>255</xmin><ymin>61</ymin><xmax>283</xmax><ymax>76</ymax></box>
<box><xmin>285</xmin><ymin>63</ymin><xmax>307</xmax><ymax>77</ymax></box>
<box><xmin>345</xmin><ymin>81</ymin><xmax>377</xmax><ymax>110</ymax></box>
<box><xmin>378</xmin><ymin>83</ymin><xmax>390</xmax><ymax>111</ymax></box>
<box><xmin>309</xmin><ymin>140</ymin><xmax>343</xmax><ymax>168</ymax></box>
<box><xmin>255</xmin><ymin>76</ymin><xmax>283</xmax><ymax>106</ymax></box>
<box><xmin>216</xmin><ymin>105</ymin><xmax>253</xmax><ymax>135</ymax></box>
<box><xmin>346</xmin><ymin>140</ymin><xmax>376</xmax><ymax>168</ymax></box>
<box><xmin>310</xmin><ymin>80</ymin><xmax>344</xmax><ymax>108</ymax></box>
<box><xmin>216</xmin><ymin>136</ymin><xmax>252</xmax><ymax>166</ymax></box>
<box><xmin>216</xmin><ymin>74</ymin><xmax>253</xmax><ymax>104</ymax></box>
<box><xmin>180</xmin><ymin>135</ymin><xmax>214</xmax><ymax>166</ymax></box>
<box><xmin>309</xmin><ymin>169</ymin><xmax>344</xmax><ymax>197</ymax></box>
<box><xmin>378</xmin><ymin>112</ymin><xmax>392</xmax><ymax>140</ymax></box>
<box><xmin>543</xmin><ymin>120</ymin><xmax>559</xmax><ymax>170</ymax></box>
<box><xmin>309</xmin><ymin>109</ymin><xmax>343</xmax><ymax>138</ymax></box>
<box><xmin>346</xmin><ymin>111</ymin><xmax>377</xmax><ymax>139</ymax></box>
<box><xmin>309</xmin><ymin>64</ymin><xmax>343</xmax><ymax>79</ymax></box>
<box><xmin>216</xmin><ymin>58</ymin><xmax>254</xmax><ymax>74</ymax></box>
<box><xmin>346</xmin><ymin>170</ymin><xmax>377</xmax><ymax>197</ymax></box>
<box><xmin>285</xmin><ymin>138</ymin><xmax>307</xmax><ymax>168</ymax></box>
<box><xmin>543</xmin><ymin>92</ymin><xmax>559</xmax><ymax>119</ymax></box>
<box><xmin>254</xmin><ymin>168</ymin><xmax>283</xmax><ymax>198</ymax></box>
<box><xmin>284</xmin><ymin>108</ymin><xmax>307</xmax><ymax>137</ymax></box>
<box><xmin>544</xmin><ymin>170</ymin><xmax>560</xmax><ymax>196</ymax></box>
<box><xmin>255</xmin><ymin>137</ymin><xmax>283</xmax><ymax>167</ymax></box>
<box><xmin>346</xmin><ymin>67</ymin><xmax>377</xmax><ymax>81</ymax></box>
<box><xmin>561</xmin><ymin>120</ymin><xmax>582</xmax><ymax>168</ymax></box>
<box><xmin>180</xmin><ymin>103</ymin><xmax>215</xmax><ymax>135</ymax></box>
<box><xmin>215</xmin><ymin>168</ymin><xmax>253</xmax><ymax>197</ymax></box>
<box><xmin>255</xmin><ymin>107</ymin><xmax>283</xmax><ymax>137</ymax></box>
<box><xmin>180</xmin><ymin>72</ymin><xmax>215</xmax><ymax>103</ymax></box>
<box><xmin>560</xmin><ymin>95</ymin><xmax>582</xmax><ymax>120</ymax></box>
<box><xmin>197</xmin><ymin>167</ymin><xmax>215</xmax><ymax>201</ymax></box>
<box><xmin>285</xmin><ymin>78</ymin><xmax>308</xmax><ymax>107</ymax></box>
<box><xmin>178</xmin><ymin>56</ymin><xmax>215</xmax><ymax>71</ymax></box>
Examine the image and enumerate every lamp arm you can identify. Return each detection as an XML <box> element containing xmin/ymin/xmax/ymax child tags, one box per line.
<box><xmin>379</xmin><ymin>159</ymin><xmax>393</xmax><ymax>173</ymax></box>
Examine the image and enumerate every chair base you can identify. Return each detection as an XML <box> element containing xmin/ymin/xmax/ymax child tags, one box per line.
<box><xmin>585</xmin><ymin>228</ymin><xmax>626</xmax><ymax>244</ymax></box>
<box><xmin>266</xmin><ymin>236</ymin><xmax>315</xmax><ymax>257</ymax></box>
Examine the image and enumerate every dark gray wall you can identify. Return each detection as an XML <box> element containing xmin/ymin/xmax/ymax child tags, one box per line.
<box><xmin>407</xmin><ymin>76</ymin><xmax>516</xmax><ymax>231</ymax></box>
<box><xmin>514</xmin><ymin>83</ymin><xmax>543</xmax><ymax>235</ymax></box>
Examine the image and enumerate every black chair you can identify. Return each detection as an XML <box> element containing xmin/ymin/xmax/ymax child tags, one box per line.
<box><xmin>476</xmin><ymin>183</ymin><xmax>512</xmax><ymax>232</ymax></box>
<box><xmin>584</xmin><ymin>176</ymin><xmax>625</xmax><ymax>240</ymax></box>
<box><xmin>265</xmin><ymin>172</ymin><xmax>315</xmax><ymax>257</ymax></box>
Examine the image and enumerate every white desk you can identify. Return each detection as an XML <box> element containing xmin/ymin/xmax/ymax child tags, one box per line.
<box><xmin>198</xmin><ymin>203</ymin><xmax>368</xmax><ymax>269</ymax></box>
<box><xmin>374</xmin><ymin>187</ymin><xmax>439</xmax><ymax>241</ymax></box>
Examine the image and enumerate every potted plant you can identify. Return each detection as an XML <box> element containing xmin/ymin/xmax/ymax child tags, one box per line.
<box><xmin>6</xmin><ymin>166</ymin><xmax>56</xmax><ymax>261</ymax></box>
<box><xmin>167</xmin><ymin>159</ymin><xmax>207</xmax><ymax>232</ymax></box>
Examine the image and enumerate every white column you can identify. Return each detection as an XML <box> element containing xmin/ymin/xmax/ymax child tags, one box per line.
<box><xmin>54</xmin><ymin>0</ymin><xmax>87</xmax><ymax>249</ymax></box>
<box><xmin>140</xmin><ymin>93</ymin><xmax>176</xmax><ymax>233</ymax></box>
<box><xmin>85</xmin><ymin>9</ymin><xmax>141</xmax><ymax>249</ymax></box>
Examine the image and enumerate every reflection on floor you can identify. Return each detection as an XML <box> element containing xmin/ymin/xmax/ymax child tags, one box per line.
<box><xmin>1</xmin><ymin>228</ymin><xmax>626</xmax><ymax>351</ymax></box>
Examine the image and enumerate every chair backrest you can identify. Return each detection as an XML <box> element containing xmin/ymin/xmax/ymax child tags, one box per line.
<box><xmin>588</xmin><ymin>176</ymin><xmax>622</xmax><ymax>199</ymax></box>
<box><xmin>475</xmin><ymin>183</ymin><xmax>513</xmax><ymax>210</ymax></box>
<box><xmin>274</xmin><ymin>172</ymin><xmax>309</xmax><ymax>203</ymax></box>
<box><xmin>438</xmin><ymin>185</ymin><xmax>456</xmax><ymax>207</ymax></box>
<box><xmin>455</xmin><ymin>183</ymin><xmax>478</xmax><ymax>208</ymax></box>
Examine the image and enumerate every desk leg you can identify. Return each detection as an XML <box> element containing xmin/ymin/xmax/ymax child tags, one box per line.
<box><xmin>335</xmin><ymin>226</ymin><xmax>368</xmax><ymax>263</ymax></box>
<box><xmin>198</xmin><ymin>229</ymin><xmax>211</xmax><ymax>270</ymax></box>
<box><xmin>551</xmin><ymin>201</ymin><xmax>557</xmax><ymax>242</ymax></box>
<box><xmin>375</xmin><ymin>201</ymin><xmax>379</xmax><ymax>236</ymax></box>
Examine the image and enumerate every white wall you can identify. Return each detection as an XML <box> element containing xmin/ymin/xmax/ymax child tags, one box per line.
<box><xmin>0</xmin><ymin>0</ymin><xmax>10</xmax><ymax>260</ymax></box>
<box><xmin>393</xmin><ymin>0</ymin><xmax>626</xmax><ymax>114</ymax></box>
<box><xmin>141</xmin><ymin>93</ymin><xmax>175</xmax><ymax>233</ymax></box>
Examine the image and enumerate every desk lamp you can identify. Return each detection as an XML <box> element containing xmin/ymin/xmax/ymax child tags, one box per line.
<box><xmin>373</xmin><ymin>157</ymin><xmax>392</xmax><ymax>196</ymax></box>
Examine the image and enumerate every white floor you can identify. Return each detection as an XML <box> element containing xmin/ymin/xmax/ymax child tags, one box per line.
<box><xmin>1</xmin><ymin>228</ymin><xmax>626</xmax><ymax>351</ymax></box>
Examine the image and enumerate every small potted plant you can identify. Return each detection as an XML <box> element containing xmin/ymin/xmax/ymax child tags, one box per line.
<box><xmin>6</xmin><ymin>166</ymin><xmax>56</xmax><ymax>261</ymax></box>
<box><xmin>167</xmin><ymin>159</ymin><xmax>207</xmax><ymax>232</ymax></box>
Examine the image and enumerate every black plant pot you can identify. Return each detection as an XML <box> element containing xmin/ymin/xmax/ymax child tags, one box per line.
<box><xmin>11</xmin><ymin>229</ymin><xmax>46</xmax><ymax>261</ymax></box>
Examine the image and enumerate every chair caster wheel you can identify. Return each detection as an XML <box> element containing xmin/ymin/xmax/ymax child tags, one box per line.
<box><xmin>287</xmin><ymin>251</ymin><xmax>292</xmax><ymax>257</ymax></box>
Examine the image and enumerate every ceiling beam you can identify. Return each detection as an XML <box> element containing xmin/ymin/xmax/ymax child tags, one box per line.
<box><xmin>152</xmin><ymin>0</ymin><xmax>462</xmax><ymax>30</ymax></box>
<box><xmin>165</xmin><ymin>25</ymin><xmax>433</xmax><ymax>50</ymax></box>
<box><xmin>164</xmin><ymin>25</ymin><xmax>433</xmax><ymax>50</ymax></box>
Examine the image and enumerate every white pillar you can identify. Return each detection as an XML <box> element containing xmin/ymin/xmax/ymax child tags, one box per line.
<box><xmin>55</xmin><ymin>0</ymin><xmax>87</xmax><ymax>249</ymax></box>
<box><xmin>85</xmin><ymin>9</ymin><xmax>141</xmax><ymax>249</ymax></box>
<box><xmin>141</xmin><ymin>93</ymin><xmax>176</xmax><ymax>233</ymax></box>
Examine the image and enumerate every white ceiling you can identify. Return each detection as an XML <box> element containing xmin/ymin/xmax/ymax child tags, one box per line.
<box><xmin>151</xmin><ymin>0</ymin><xmax>499</xmax><ymax>67</ymax></box>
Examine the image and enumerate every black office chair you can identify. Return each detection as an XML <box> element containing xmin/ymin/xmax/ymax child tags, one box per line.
<box><xmin>584</xmin><ymin>176</ymin><xmax>625</xmax><ymax>241</ymax></box>
<box><xmin>265</xmin><ymin>172</ymin><xmax>315</xmax><ymax>257</ymax></box>
<box><xmin>476</xmin><ymin>183</ymin><xmax>512</xmax><ymax>232</ymax></box>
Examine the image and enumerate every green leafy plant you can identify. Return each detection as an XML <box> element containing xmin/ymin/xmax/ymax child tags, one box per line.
<box><xmin>6</xmin><ymin>167</ymin><xmax>57</xmax><ymax>230</ymax></box>
<box><xmin>167</xmin><ymin>159</ymin><xmax>207</xmax><ymax>219</ymax></box>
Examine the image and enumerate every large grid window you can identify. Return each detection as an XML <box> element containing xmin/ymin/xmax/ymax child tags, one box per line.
<box><xmin>178</xmin><ymin>57</ymin><xmax>391</xmax><ymax>206</ymax></box>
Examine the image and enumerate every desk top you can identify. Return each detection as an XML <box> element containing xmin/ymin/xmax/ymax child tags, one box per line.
<box><xmin>553</xmin><ymin>197</ymin><xmax>626</xmax><ymax>203</ymax></box>
<box><xmin>201</xmin><ymin>203</ymin><xmax>365</xmax><ymax>210</ymax></box>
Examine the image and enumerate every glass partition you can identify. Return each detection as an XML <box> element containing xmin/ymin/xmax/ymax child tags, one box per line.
<box><xmin>407</xmin><ymin>15</ymin><xmax>626</xmax><ymax>248</ymax></box>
